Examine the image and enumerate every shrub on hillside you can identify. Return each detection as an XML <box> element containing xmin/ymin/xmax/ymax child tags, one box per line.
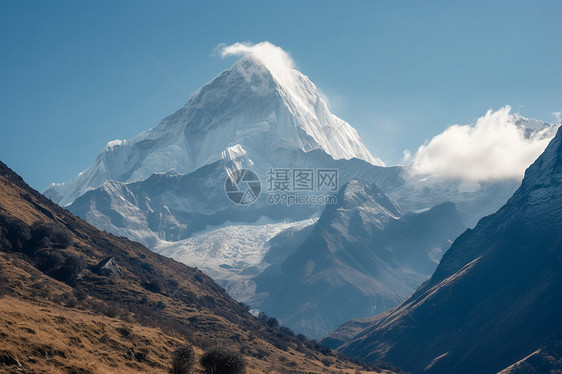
<box><xmin>266</xmin><ymin>317</ymin><xmax>279</xmax><ymax>329</ymax></box>
<box><xmin>172</xmin><ymin>345</ymin><xmax>195</xmax><ymax>374</ymax></box>
<box><xmin>30</xmin><ymin>221</ymin><xmax>54</xmax><ymax>249</ymax></box>
<box><xmin>200</xmin><ymin>348</ymin><xmax>246</xmax><ymax>374</ymax></box>
<box><xmin>0</xmin><ymin>213</ymin><xmax>31</xmax><ymax>252</ymax></box>
<box><xmin>279</xmin><ymin>326</ymin><xmax>295</xmax><ymax>337</ymax></box>
<box><xmin>58</xmin><ymin>254</ymin><xmax>85</xmax><ymax>285</ymax></box>
<box><xmin>50</xmin><ymin>227</ymin><xmax>72</xmax><ymax>248</ymax></box>
<box><xmin>29</xmin><ymin>221</ymin><xmax>72</xmax><ymax>250</ymax></box>
<box><xmin>36</xmin><ymin>250</ymin><xmax>65</xmax><ymax>274</ymax></box>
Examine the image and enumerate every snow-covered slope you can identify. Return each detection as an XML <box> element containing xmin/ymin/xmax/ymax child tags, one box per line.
<box><xmin>67</xmin><ymin>148</ymin><xmax>401</xmax><ymax>247</ymax></box>
<box><xmin>45</xmin><ymin>56</ymin><xmax>381</xmax><ymax>206</ymax></box>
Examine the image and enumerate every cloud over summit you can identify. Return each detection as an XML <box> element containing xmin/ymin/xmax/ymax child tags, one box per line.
<box><xmin>219</xmin><ymin>41</ymin><xmax>295</xmax><ymax>72</ymax></box>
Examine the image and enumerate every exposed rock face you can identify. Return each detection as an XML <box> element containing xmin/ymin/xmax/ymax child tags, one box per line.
<box><xmin>93</xmin><ymin>257</ymin><xmax>123</xmax><ymax>278</ymax></box>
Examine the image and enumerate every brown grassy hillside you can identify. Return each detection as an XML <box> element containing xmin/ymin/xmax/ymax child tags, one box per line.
<box><xmin>0</xmin><ymin>161</ymin><xmax>394</xmax><ymax>374</ymax></box>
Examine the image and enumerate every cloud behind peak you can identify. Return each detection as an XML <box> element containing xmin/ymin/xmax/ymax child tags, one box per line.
<box><xmin>405</xmin><ymin>106</ymin><xmax>558</xmax><ymax>182</ymax></box>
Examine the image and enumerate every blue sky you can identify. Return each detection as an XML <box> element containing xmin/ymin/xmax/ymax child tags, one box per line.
<box><xmin>1</xmin><ymin>0</ymin><xmax>561</xmax><ymax>190</ymax></box>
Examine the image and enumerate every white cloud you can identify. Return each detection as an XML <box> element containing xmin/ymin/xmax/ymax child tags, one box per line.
<box><xmin>218</xmin><ymin>41</ymin><xmax>306</xmax><ymax>98</ymax></box>
<box><xmin>405</xmin><ymin>106</ymin><xmax>558</xmax><ymax>181</ymax></box>
<box><xmin>219</xmin><ymin>41</ymin><xmax>295</xmax><ymax>79</ymax></box>
<box><xmin>403</xmin><ymin>149</ymin><xmax>412</xmax><ymax>162</ymax></box>
<box><xmin>553</xmin><ymin>111</ymin><xmax>561</xmax><ymax>124</ymax></box>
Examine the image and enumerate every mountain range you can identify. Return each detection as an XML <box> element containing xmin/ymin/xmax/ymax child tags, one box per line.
<box><xmin>323</xmin><ymin>126</ymin><xmax>562</xmax><ymax>373</ymax></box>
<box><xmin>42</xmin><ymin>53</ymin><xmax>555</xmax><ymax>339</ymax></box>
<box><xmin>251</xmin><ymin>180</ymin><xmax>465</xmax><ymax>337</ymax></box>
<box><xmin>0</xmin><ymin>160</ymin><xmax>394</xmax><ymax>374</ymax></box>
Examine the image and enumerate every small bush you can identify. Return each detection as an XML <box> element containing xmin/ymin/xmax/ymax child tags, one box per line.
<box><xmin>141</xmin><ymin>280</ymin><xmax>162</xmax><ymax>294</ymax></box>
<box><xmin>50</xmin><ymin>228</ymin><xmax>72</xmax><ymax>248</ymax></box>
<box><xmin>272</xmin><ymin>337</ymin><xmax>289</xmax><ymax>351</ymax></box>
<box><xmin>279</xmin><ymin>326</ymin><xmax>295</xmax><ymax>337</ymax></box>
<box><xmin>200</xmin><ymin>348</ymin><xmax>246</xmax><ymax>374</ymax></box>
<box><xmin>58</xmin><ymin>254</ymin><xmax>85</xmax><ymax>285</ymax></box>
<box><xmin>30</xmin><ymin>221</ymin><xmax>55</xmax><ymax>249</ymax></box>
<box><xmin>28</xmin><ymin>221</ymin><xmax>72</xmax><ymax>248</ymax></box>
<box><xmin>172</xmin><ymin>345</ymin><xmax>195</xmax><ymax>374</ymax></box>
<box><xmin>36</xmin><ymin>250</ymin><xmax>65</xmax><ymax>274</ymax></box>
<box><xmin>0</xmin><ymin>214</ymin><xmax>31</xmax><ymax>252</ymax></box>
<box><xmin>266</xmin><ymin>317</ymin><xmax>279</xmax><ymax>329</ymax></box>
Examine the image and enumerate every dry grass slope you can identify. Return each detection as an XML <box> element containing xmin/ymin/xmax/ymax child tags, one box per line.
<box><xmin>0</xmin><ymin>161</ymin><xmax>393</xmax><ymax>374</ymax></box>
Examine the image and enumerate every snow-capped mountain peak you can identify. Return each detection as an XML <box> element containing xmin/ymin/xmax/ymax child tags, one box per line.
<box><xmin>45</xmin><ymin>54</ymin><xmax>381</xmax><ymax>206</ymax></box>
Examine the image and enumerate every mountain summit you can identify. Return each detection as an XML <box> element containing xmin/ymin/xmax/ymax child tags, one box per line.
<box><xmin>45</xmin><ymin>55</ymin><xmax>381</xmax><ymax>206</ymax></box>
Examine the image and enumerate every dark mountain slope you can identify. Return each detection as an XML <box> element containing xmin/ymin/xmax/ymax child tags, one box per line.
<box><xmin>328</xmin><ymin>127</ymin><xmax>562</xmax><ymax>373</ymax></box>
